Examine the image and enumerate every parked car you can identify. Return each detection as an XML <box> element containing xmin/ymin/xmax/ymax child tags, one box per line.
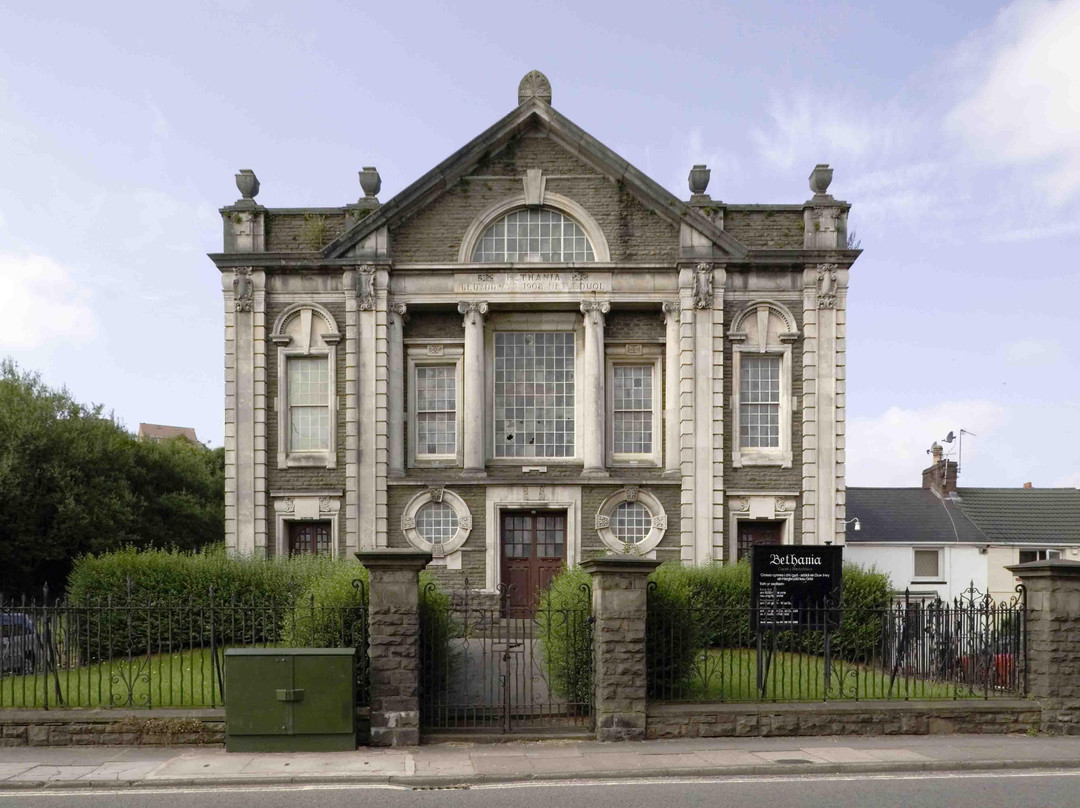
<box><xmin>0</xmin><ymin>614</ymin><xmax>42</xmax><ymax>674</ymax></box>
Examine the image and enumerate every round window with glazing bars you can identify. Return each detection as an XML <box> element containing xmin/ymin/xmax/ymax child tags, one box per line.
<box><xmin>610</xmin><ymin>501</ymin><xmax>651</xmax><ymax>545</ymax></box>
<box><xmin>416</xmin><ymin>501</ymin><xmax>459</xmax><ymax>545</ymax></box>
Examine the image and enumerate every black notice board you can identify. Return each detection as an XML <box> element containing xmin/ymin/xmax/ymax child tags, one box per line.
<box><xmin>751</xmin><ymin>545</ymin><xmax>843</xmax><ymax>630</ymax></box>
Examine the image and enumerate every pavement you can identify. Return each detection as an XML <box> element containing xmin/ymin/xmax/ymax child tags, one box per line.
<box><xmin>3</xmin><ymin>734</ymin><xmax>1080</xmax><ymax>790</ymax></box>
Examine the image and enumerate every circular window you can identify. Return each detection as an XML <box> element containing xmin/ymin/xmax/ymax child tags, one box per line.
<box><xmin>611</xmin><ymin>502</ymin><xmax>651</xmax><ymax>545</ymax></box>
<box><xmin>401</xmin><ymin>488</ymin><xmax>472</xmax><ymax>556</ymax></box>
<box><xmin>595</xmin><ymin>488</ymin><xmax>667</xmax><ymax>554</ymax></box>
<box><xmin>416</xmin><ymin>502</ymin><xmax>459</xmax><ymax>545</ymax></box>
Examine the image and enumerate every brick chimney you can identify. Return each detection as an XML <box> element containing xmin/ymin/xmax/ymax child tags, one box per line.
<box><xmin>1023</xmin><ymin>482</ymin><xmax>1033</xmax><ymax>489</ymax></box>
<box><xmin>922</xmin><ymin>442</ymin><xmax>958</xmax><ymax>497</ymax></box>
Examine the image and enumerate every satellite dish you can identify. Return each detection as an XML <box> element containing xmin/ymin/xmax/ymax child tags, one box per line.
<box><xmin>943</xmin><ymin>431</ymin><xmax>956</xmax><ymax>443</ymax></box>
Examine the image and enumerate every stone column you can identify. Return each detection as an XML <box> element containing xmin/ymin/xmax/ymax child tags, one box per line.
<box><xmin>1008</xmin><ymin>560</ymin><xmax>1080</xmax><ymax>734</ymax></box>
<box><xmin>580</xmin><ymin>301</ymin><xmax>610</xmax><ymax>476</ymax></box>
<box><xmin>387</xmin><ymin>302</ymin><xmax>407</xmax><ymax>477</ymax></box>
<box><xmin>582</xmin><ymin>556</ymin><xmax>660</xmax><ymax>741</ymax></box>
<box><xmin>457</xmin><ymin>301</ymin><xmax>488</xmax><ymax>475</ymax></box>
<box><xmin>662</xmin><ymin>302</ymin><xmax>681</xmax><ymax>479</ymax></box>
<box><xmin>356</xmin><ymin>549</ymin><xmax>432</xmax><ymax>746</ymax></box>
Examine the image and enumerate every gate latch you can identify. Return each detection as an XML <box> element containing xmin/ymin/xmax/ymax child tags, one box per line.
<box><xmin>275</xmin><ymin>688</ymin><xmax>305</xmax><ymax>702</ymax></box>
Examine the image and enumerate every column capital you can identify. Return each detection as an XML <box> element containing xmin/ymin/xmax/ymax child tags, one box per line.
<box><xmin>457</xmin><ymin>300</ymin><xmax>489</xmax><ymax>323</ymax></box>
<box><xmin>661</xmin><ymin>300</ymin><xmax>680</xmax><ymax>323</ymax></box>
<box><xmin>580</xmin><ymin>300</ymin><xmax>611</xmax><ymax>316</ymax></box>
<box><xmin>390</xmin><ymin>300</ymin><xmax>408</xmax><ymax>318</ymax></box>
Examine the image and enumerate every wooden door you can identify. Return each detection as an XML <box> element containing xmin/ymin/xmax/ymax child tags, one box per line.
<box><xmin>289</xmin><ymin>521</ymin><xmax>332</xmax><ymax>556</ymax></box>
<box><xmin>501</xmin><ymin>510</ymin><xmax>567</xmax><ymax>618</ymax></box>
<box><xmin>736</xmin><ymin>520</ymin><xmax>783</xmax><ymax>562</ymax></box>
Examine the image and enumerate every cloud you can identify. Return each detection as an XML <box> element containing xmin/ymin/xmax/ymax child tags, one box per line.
<box><xmin>847</xmin><ymin>400</ymin><xmax>1009</xmax><ymax>487</ymax></box>
<box><xmin>947</xmin><ymin>0</ymin><xmax>1080</xmax><ymax>203</ymax></box>
<box><xmin>751</xmin><ymin>93</ymin><xmax>907</xmax><ymax>173</ymax></box>
<box><xmin>1004</xmin><ymin>338</ymin><xmax>1064</xmax><ymax>367</ymax></box>
<box><xmin>0</xmin><ymin>253</ymin><xmax>97</xmax><ymax>349</ymax></box>
<box><xmin>1056</xmin><ymin>471</ymin><xmax>1080</xmax><ymax>488</ymax></box>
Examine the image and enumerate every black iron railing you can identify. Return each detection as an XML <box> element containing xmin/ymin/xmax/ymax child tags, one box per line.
<box><xmin>0</xmin><ymin>582</ymin><xmax>369</xmax><ymax>709</ymax></box>
<box><xmin>647</xmin><ymin>585</ymin><xmax>1026</xmax><ymax>703</ymax></box>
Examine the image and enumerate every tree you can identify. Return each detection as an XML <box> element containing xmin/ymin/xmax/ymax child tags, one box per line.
<box><xmin>0</xmin><ymin>360</ymin><xmax>224</xmax><ymax>598</ymax></box>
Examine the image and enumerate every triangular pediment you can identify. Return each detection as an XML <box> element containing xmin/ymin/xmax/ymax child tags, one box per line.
<box><xmin>323</xmin><ymin>99</ymin><xmax>747</xmax><ymax>261</ymax></box>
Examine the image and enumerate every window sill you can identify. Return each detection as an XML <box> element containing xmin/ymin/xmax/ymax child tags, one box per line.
<box><xmin>280</xmin><ymin>452</ymin><xmax>336</xmax><ymax>470</ymax></box>
<box><xmin>911</xmin><ymin>579</ymin><xmax>946</xmax><ymax>585</ymax></box>
<box><xmin>732</xmin><ymin>450</ymin><xmax>792</xmax><ymax>469</ymax></box>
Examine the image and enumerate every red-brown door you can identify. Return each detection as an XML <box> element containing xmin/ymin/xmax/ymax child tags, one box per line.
<box><xmin>736</xmin><ymin>520</ymin><xmax>783</xmax><ymax>562</ymax></box>
<box><xmin>289</xmin><ymin>521</ymin><xmax>332</xmax><ymax>556</ymax></box>
<box><xmin>501</xmin><ymin>510</ymin><xmax>567</xmax><ymax>618</ymax></box>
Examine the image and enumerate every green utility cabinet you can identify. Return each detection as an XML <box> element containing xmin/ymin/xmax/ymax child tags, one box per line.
<box><xmin>225</xmin><ymin>648</ymin><xmax>356</xmax><ymax>752</ymax></box>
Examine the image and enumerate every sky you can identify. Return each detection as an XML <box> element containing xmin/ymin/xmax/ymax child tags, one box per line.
<box><xmin>0</xmin><ymin>0</ymin><xmax>1077</xmax><ymax>489</ymax></box>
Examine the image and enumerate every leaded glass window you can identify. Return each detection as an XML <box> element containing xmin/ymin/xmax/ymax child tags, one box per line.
<box><xmin>739</xmin><ymin>355</ymin><xmax>781</xmax><ymax>448</ymax></box>
<box><xmin>288</xmin><ymin>356</ymin><xmax>330</xmax><ymax>451</ymax></box>
<box><xmin>416</xmin><ymin>502</ymin><xmax>458</xmax><ymax>545</ymax></box>
<box><xmin>472</xmin><ymin>208</ymin><xmax>595</xmax><ymax>263</ymax></box>
<box><xmin>493</xmin><ymin>331</ymin><xmax>575</xmax><ymax>458</ymax></box>
<box><xmin>612</xmin><ymin>365</ymin><xmax>653</xmax><ymax>454</ymax></box>
<box><xmin>415</xmin><ymin>365</ymin><xmax>456</xmax><ymax>456</ymax></box>
<box><xmin>611</xmin><ymin>502</ymin><xmax>651</xmax><ymax>545</ymax></box>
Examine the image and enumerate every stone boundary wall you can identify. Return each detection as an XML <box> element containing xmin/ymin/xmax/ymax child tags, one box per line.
<box><xmin>0</xmin><ymin>708</ymin><xmax>373</xmax><ymax>747</ymax></box>
<box><xmin>0</xmin><ymin>709</ymin><xmax>226</xmax><ymax>747</ymax></box>
<box><xmin>647</xmin><ymin>700</ymin><xmax>1039</xmax><ymax>739</ymax></box>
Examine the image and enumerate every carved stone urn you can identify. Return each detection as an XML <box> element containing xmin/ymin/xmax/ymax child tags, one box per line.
<box><xmin>809</xmin><ymin>164</ymin><xmax>833</xmax><ymax>196</ymax></box>
<box><xmin>359</xmin><ymin>166</ymin><xmax>381</xmax><ymax>198</ymax></box>
<box><xmin>688</xmin><ymin>164</ymin><xmax>711</xmax><ymax>195</ymax></box>
<box><xmin>235</xmin><ymin>169</ymin><xmax>259</xmax><ymax>201</ymax></box>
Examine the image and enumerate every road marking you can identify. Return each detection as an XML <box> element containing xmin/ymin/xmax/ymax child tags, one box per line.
<box><xmin>5</xmin><ymin>769</ymin><xmax>1080</xmax><ymax>798</ymax></box>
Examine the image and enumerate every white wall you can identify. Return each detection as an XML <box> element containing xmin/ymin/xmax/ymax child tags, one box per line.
<box><xmin>845</xmin><ymin>544</ymin><xmax>987</xmax><ymax>602</ymax></box>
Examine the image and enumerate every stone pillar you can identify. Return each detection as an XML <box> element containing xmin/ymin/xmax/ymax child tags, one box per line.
<box><xmin>582</xmin><ymin>556</ymin><xmax>660</xmax><ymax>741</ymax></box>
<box><xmin>662</xmin><ymin>302</ymin><xmax>681</xmax><ymax>479</ymax></box>
<box><xmin>387</xmin><ymin>302</ymin><xmax>407</xmax><ymax>477</ymax></box>
<box><xmin>580</xmin><ymin>301</ymin><xmax>610</xmax><ymax>476</ymax></box>
<box><xmin>356</xmin><ymin>549</ymin><xmax>432</xmax><ymax>746</ymax></box>
<box><xmin>1008</xmin><ymin>560</ymin><xmax>1080</xmax><ymax>734</ymax></box>
<box><xmin>458</xmin><ymin>301</ymin><xmax>488</xmax><ymax>476</ymax></box>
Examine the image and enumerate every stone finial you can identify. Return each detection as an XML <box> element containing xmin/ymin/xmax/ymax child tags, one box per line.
<box><xmin>688</xmin><ymin>164</ymin><xmax>710</xmax><ymax>196</ymax></box>
<box><xmin>235</xmin><ymin>169</ymin><xmax>260</xmax><ymax>201</ymax></box>
<box><xmin>518</xmin><ymin>70</ymin><xmax>552</xmax><ymax>105</ymax></box>
<box><xmin>359</xmin><ymin>166</ymin><xmax>381</xmax><ymax>198</ymax></box>
<box><xmin>809</xmin><ymin>163</ymin><xmax>833</xmax><ymax>196</ymax></box>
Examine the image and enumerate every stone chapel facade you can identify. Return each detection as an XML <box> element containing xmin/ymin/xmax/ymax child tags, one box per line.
<box><xmin>211</xmin><ymin>72</ymin><xmax>858</xmax><ymax>608</ymax></box>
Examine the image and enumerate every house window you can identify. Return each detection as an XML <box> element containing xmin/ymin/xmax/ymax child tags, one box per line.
<box><xmin>472</xmin><ymin>208</ymin><xmax>595</xmax><ymax>263</ymax></box>
<box><xmin>1019</xmin><ymin>549</ymin><xmax>1061</xmax><ymax>563</ymax></box>
<box><xmin>493</xmin><ymin>331</ymin><xmax>575</xmax><ymax>458</ymax></box>
<box><xmin>739</xmin><ymin>355</ymin><xmax>781</xmax><ymax>448</ymax></box>
<box><xmin>415</xmin><ymin>366</ymin><xmax>456</xmax><ymax>455</ymax></box>
<box><xmin>913</xmin><ymin>549</ymin><xmax>942</xmax><ymax>579</ymax></box>
<box><xmin>594</xmin><ymin>488</ymin><xmax>667</xmax><ymax>554</ymax></box>
<box><xmin>288</xmin><ymin>521</ymin><xmax>332</xmax><ymax>556</ymax></box>
<box><xmin>287</xmin><ymin>357</ymin><xmax>331</xmax><ymax>451</ymax></box>
<box><xmin>272</xmin><ymin>304</ymin><xmax>341</xmax><ymax>469</ymax></box>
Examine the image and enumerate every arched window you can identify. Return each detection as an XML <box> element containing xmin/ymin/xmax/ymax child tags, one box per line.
<box><xmin>472</xmin><ymin>208</ymin><xmax>595</xmax><ymax>263</ymax></box>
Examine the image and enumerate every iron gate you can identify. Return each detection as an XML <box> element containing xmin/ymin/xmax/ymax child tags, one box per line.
<box><xmin>420</xmin><ymin>581</ymin><xmax>593</xmax><ymax>732</ymax></box>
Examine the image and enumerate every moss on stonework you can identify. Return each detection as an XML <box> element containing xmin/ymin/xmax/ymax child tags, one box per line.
<box><xmin>300</xmin><ymin>214</ymin><xmax>330</xmax><ymax>250</ymax></box>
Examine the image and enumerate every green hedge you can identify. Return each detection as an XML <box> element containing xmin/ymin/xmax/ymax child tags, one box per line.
<box><xmin>536</xmin><ymin>565</ymin><xmax>593</xmax><ymax>704</ymax></box>
<box><xmin>64</xmin><ymin>547</ymin><xmax>367</xmax><ymax>658</ymax></box>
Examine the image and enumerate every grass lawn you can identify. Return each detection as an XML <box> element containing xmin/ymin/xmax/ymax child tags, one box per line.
<box><xmin>0</xmin><ymin>648</ymin><xmax>221</xmax><ymax>709</ymax></box>
<box><xmin>671</xmin><ymin>648</ymin><xmax>981</xmax><ymax>702</ymax></box>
